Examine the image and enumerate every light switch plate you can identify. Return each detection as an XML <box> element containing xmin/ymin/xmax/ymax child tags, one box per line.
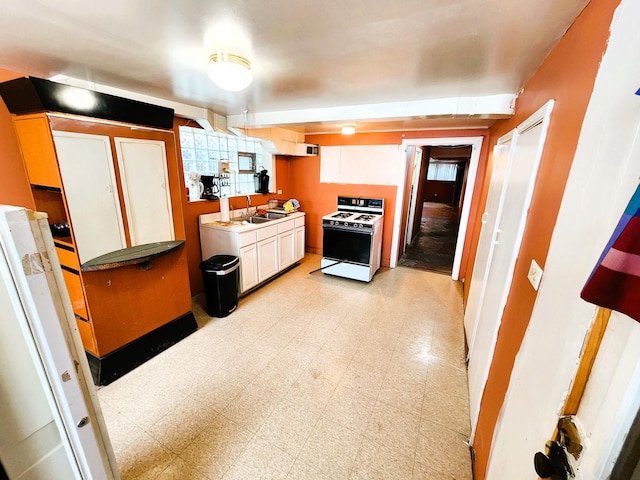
<box><xmin>528</xmin><ymin>259</ymin><xmax>543</xmax><ymax>291</ymax></box>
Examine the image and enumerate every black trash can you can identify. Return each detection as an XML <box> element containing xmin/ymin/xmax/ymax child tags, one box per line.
<box><xmin>199</xmin><ymin>255</ymin><xmax>240</xmax><ymax>317</ymax></box>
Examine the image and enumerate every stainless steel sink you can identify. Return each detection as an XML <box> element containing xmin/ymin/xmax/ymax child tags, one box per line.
<box><xmin>230</xmin><ymin>216</ymin><xmax>273</xmax><ymax>224</ymax></box>
<box><xmin>248</xmin><ymin>216</ymin><xmax>272</xmax><ymax>224</ymax></box>
<box><xmin>265</xmin><ymin>212</ymin><xmax>288</xmax><ymax>219</ymax></box>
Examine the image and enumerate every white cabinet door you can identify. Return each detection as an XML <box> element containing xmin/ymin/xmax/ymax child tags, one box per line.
<box><xmin>239</xmin><ymin>243</ymin><xmax>258</xmax><ymax>292</ymax></box>
<box><xmin>295</xmin><ymin>226</ymin><xmax>305</xmax><ymax>261</ymax></box>
<box><xmin>257</xmin><ymin>236</ymin><xmax>279</xmax><ymax>282</ymax></box>
<box><xmin>114</xmin><ymin>138</ymin><xmax>174</xmax><ymax>245</ymax></box>
<box><xmin>278</xmin><ymin>229</ymin><xmax>296</xmax><ymax>270</ymax></box>
<box><xmin>53</xmin><ymin>131</ymin><xmax>126</xmax><ymax>264</ymax></box>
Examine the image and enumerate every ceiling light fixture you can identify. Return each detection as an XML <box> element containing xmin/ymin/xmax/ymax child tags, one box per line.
<box><xmin>207</xmin><ymin>53</ymin><xmax>253</xmax><ymax>92</ymax></box>
<box><xmin>341</xmin><ymin>125</ymin><xmax>356</xmax><ymax>135</ymax></box>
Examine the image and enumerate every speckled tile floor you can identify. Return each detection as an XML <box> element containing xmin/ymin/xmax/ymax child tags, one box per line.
<box><xmin>97</xmin><ymin>253</ymin><xmax>472</xmax><ymax>479</ymax></box>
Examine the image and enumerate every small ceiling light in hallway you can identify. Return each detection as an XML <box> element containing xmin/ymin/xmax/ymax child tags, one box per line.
<box><xmin>341</xmin><ymin>125</ymin><xmax>355</xmax><ymax>135</ymax></box>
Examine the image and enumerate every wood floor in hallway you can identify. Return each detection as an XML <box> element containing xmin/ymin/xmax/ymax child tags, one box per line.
<box><xmin>399</xmin><ymin>202</ymin><xmax>461</xmax><ymax>275</ymax></box>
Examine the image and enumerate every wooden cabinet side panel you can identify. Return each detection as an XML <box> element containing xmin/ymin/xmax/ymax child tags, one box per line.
<box><xmin>82</xmin><ymin>248</ymin><xmax>192</xmax><ymax>356</ymax></box>
<box><xmin>13</xmin><ymin>115</ymin><xmax>62</xmax><ymax>188</ymax></box>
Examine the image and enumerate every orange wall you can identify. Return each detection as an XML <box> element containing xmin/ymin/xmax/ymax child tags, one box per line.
<box><xmin>0</xmin><ymin>69</ymin><xmax>34</xmax><ymax>209</ymax></box>
<box><xmin>471</xmin><ymin>0</ymin><xmax>620</xmax><ymax>478</ymax></box>
<box><xmin>304</xmin><ymin>130</ymin><xmax>490</xmax><ymax>280</ymax></box>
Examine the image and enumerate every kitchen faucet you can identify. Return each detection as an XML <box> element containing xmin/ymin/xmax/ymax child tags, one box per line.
<box><xmin>245</xmin><ymin>195</ymin><xmax>251</xmax><ymax>216</ymax></box>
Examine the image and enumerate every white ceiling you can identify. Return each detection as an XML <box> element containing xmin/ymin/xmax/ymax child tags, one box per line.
<box><xmin>0</xmin><ymin>0</ymin><xmax>588</xmax><ymax>134</ymax></box>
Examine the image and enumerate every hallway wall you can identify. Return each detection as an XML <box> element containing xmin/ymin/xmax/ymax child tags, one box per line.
<box><xmin>487</xmin><ymin>0</ymin><xmax>640</xmax><ymax>476</ymax></box>
<box><xmin>471</xmin><ymin>0</ymin><xmax>623</xmax><ymax>477</ymax></box>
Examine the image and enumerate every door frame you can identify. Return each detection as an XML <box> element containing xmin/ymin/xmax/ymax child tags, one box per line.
<box><xmin>394</xmin><ymin>136</ymin><xmax>483</xmax><ymax>280</ymax></box>
<box><xmin>404</xmin><ymin>146</ymin><xmax>423</xmax><ymax>251</ymax></box>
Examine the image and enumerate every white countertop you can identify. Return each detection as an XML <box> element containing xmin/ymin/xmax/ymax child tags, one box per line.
<box><xmin>199</xmin><ymin>210</ymin><xmax>304</xmax><ymax>232</ymax></box>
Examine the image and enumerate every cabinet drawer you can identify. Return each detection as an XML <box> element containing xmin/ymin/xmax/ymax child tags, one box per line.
<box><xmin>61</xmin><ymin>268</ymin><xmax>89</xmax><ymax>321</ymax></box>
<box><xmin>256</xmin><ymin>224</ymin><xmax>278</xmax><ymax>241</ymax></box>
<box><xmin>56</xmin><ymin>245</ymin><xmax>80</xmax><ymax>271</ymax></box>
<box><xmin>239</xmin><ymin>230</ymin><xmax>257</xmax><ymax>247</ymax></box>
<box><xmin>278</xmin><ymin>219</ymin><xmax>295</xmax><ymax>233</ymax></box>
<box><xmin>294</xmin><ymin>216</ymin><xmax>305</xmax><ymax>228</ymax></box>
<box><xmin>14</xmin><ymin>115</ymin><xmax>62</xmax><ymax>188</ymax></box>
<box><xmin>75</xmin><ymin>317</ymin><xmax>96</xmax><ymax>354</ymax></box>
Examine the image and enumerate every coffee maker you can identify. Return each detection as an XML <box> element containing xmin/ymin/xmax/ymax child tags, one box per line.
<box><xmin>201</xmin><ymin>175</ymin><xmax>220</xmax><ymax>200</ymax></box>
<box><xmin>254</xmin><ymin>168</ymin><xmax>269</xmax><ymax>194</ymax></box>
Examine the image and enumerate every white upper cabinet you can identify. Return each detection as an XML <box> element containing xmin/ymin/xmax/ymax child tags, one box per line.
<box><xmin>114</xmin><ymin>138</ymin><xmax>174</xmax><ymax>246</ymax></box>
<box><xmin>53</xmin><ymin>131</ymin><xmax>126</xmax><ymax>264</ymax></box>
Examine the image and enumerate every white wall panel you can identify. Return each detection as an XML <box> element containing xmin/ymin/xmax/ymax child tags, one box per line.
<box><xmin>320</xmin><ymin>145</ymin><xmax>403</xmax><ymax>185</ymax></box>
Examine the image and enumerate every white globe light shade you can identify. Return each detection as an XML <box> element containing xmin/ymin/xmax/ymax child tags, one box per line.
<box><xmin>207</xmin><ymin>54</ymin><xmax>253</xmax><ymax>92</ymax></box>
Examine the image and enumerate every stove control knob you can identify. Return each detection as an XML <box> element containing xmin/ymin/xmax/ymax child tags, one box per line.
<box><xmin>359</xmin><ymin>223</ymin><xmax>363</xmax><ymax>228</ymax></box>
<box><xmin>344</xmin><ymin>222</ymin><xmax>349</xmax><ymax>226</ymax></box>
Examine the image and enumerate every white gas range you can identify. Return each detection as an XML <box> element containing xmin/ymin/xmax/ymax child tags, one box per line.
<box><xmin>321</xmin><ymin>196</ymin><xmax>384</xmax><ymax>282</ymax></box>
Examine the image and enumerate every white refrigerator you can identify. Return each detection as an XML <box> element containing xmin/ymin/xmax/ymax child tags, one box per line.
<box><xmin>0</xmin><ymin>206</ymin><xmax>119</xmax><ymax>479</ymax></box>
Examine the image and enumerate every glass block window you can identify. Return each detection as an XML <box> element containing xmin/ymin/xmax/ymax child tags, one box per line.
<box><xmin>179</xmin><ymin>126</ymin><xmax>272</xmax><ymax>196</ymax></box>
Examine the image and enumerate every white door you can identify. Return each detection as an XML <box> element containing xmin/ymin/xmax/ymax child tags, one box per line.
<box><xmin>466</xmin><ymin>101</ymin><xmax>554</xmax><ymax>438</ymax></box>
<box><xmin>0</xmin><ymin>206</ymin><xmax>117</xmax><ymax>479</ymax></box>
<box><xmin>53</xmin><ymin>132</ymin><xmax>126</xmax><ymax>264</ymax></box>
<box><xmin>114</xmin><ymin>138</ymin><xmax>174</xmax><ymax>246</ymax></box>
<box><xmin>464</xmin><ymin>136</ymin><xmax>514</xmax><ymax>348</ymax></box>
<box><xmin>405</xmin><ymin>146</ymin><xmax>424</xmax><ymax>248</ymax></box>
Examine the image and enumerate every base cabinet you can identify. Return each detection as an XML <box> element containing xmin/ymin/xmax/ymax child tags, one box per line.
<box><xmin>200</xmin><ymin>212</ymin><xmax>305</xmax><ymax>295</ymax></box>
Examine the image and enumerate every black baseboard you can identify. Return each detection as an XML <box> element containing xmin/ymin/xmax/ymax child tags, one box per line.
<box><xmin>87</xmin><ymin>311</ymin><xmax>197</xmax><ymax>386</ymax></box>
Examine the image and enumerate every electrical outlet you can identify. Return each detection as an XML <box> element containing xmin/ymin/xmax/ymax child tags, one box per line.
<box><xmin>277</xmin><ymin>190</ymin><xmax>282</xmax><ymax>194</ymax></box>
<box><xmin>528</xmin><ymin>259</ymin><xmax>543</xmax><ymax>291</ymax></box>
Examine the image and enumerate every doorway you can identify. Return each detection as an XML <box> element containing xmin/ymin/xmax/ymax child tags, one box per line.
<box><xmin>398</xmin><ymin>145</ymin><xmax>472</xmax><ymax>275</ymax></box>
<box><xmin>393</xmin><ymin>136</ymin><xmax>483</xmax><ymax>280</ymax></box>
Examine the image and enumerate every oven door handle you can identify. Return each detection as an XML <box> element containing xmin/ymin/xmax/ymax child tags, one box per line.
<box><xmin>322</xmin><ymin>225</ymin><xmax>373</xmax><ymax>235</ymax></box>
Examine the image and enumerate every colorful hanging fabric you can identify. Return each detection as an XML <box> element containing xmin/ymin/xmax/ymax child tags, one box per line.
<box><xmin>581</xmin><ymin>184</ymin><xmax>640</xmax><ymax>322</ymax></box>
